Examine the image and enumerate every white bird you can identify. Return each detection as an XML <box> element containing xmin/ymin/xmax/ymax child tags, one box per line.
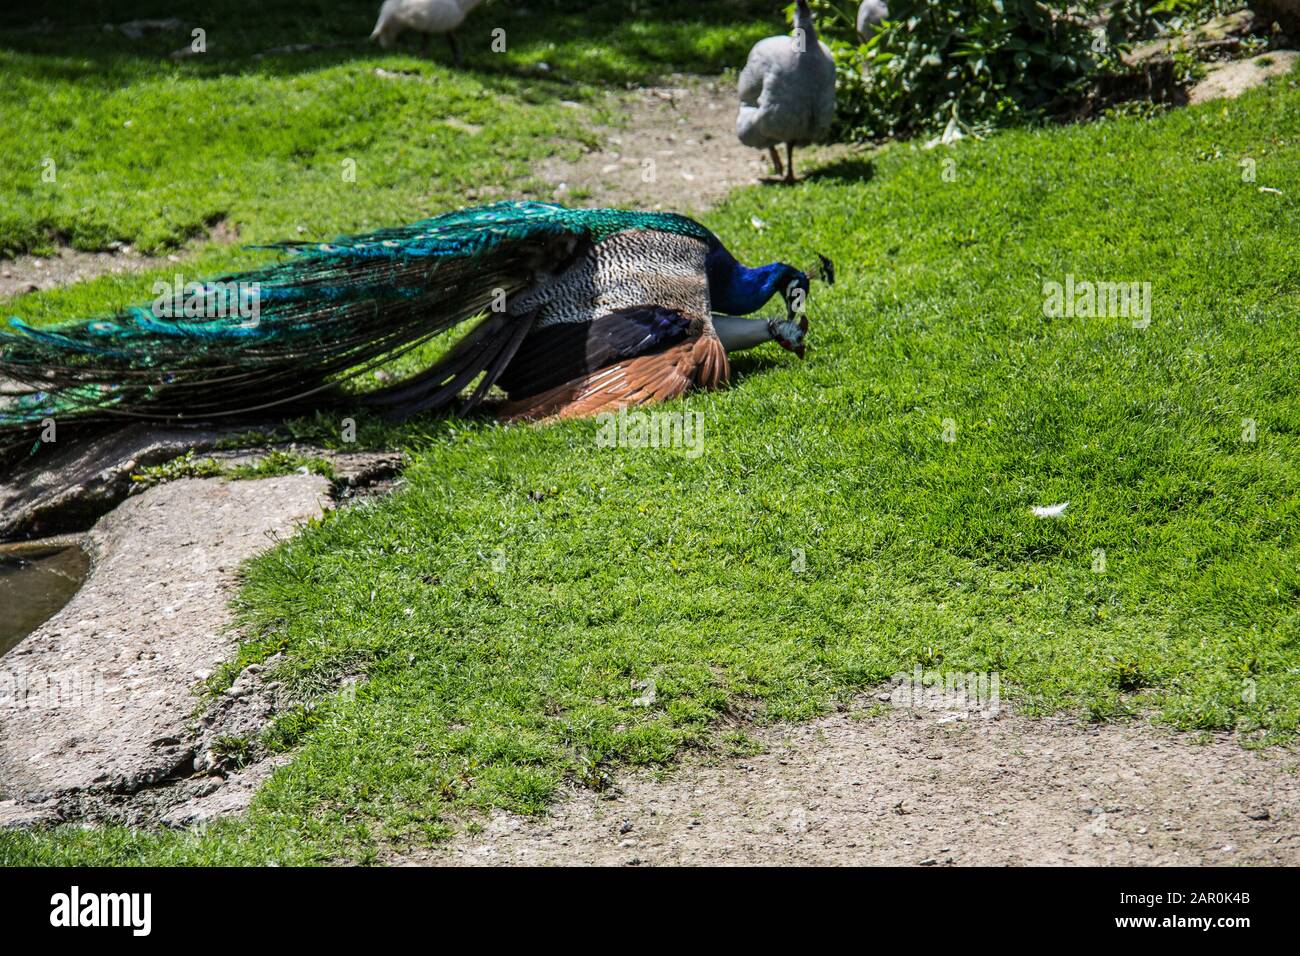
<box><xmin>856</xmin><ymin>0</ymin><xmax>889</xmax><ymax>41</ymax></box>
<box><xmin>736</xmin><ymin>0</ymin><xmax>837</xmax><ymax>184</ymax></box>
<box><xmin>370</xmin><ymin>0</ymin><xmax>484</xmax><ymax>65</ymax></box>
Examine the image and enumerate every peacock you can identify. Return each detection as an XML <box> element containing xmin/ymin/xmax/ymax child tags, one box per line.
<box><xmin>736</xmin><ymin>0</ymin><xmax>837</xmax><ymax>184</ymax></box>
<box><xmin>370</xmin><ymin>0</ymin><xmax>485</xmax><ymax>65</ymax></box>
<box><xmin>0</xmin><ymin>201</ymin><xmax>830</xmax><ymax>474</ymax></box>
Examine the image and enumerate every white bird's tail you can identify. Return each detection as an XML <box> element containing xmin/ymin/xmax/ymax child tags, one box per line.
<box><xmin>370</xmin><ymin>0</ymin><xmax>397</xmax><ymax>46</ymax></box>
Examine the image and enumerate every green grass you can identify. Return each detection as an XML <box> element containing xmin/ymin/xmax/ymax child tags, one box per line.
<box><xmin>0</xmin><ymin>0</ymin><xmax>774</xmax><ymax>371</ymax></box>
<box><xmin>128</xmin><ymin>448</ymin><xmax>336</xmax><ymax>488</ymax></box>
<box><xmin>0</xmin><ymin>0</ymin><xmax>771</xmax><ymax>262</ymax></box>
<box><xmin>3</xmin><ymin>6</ymin><xmax>1299</xmax><ymax>866</ymax></box>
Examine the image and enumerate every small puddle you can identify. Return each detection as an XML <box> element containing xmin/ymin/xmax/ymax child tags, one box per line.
<box><xmin>0</xmin><ymin>544</ymin><xmax>90</xmax><ymax>656</ymax></box>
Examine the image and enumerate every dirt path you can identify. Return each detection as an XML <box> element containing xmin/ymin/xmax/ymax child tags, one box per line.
<box><xmin>418</xmin><ymin>703</ymin><xmax>1299</xmax><ymax>866</ymax></box>
<box><xmin>0</xmin><ymin>76</ymin><xmax>821</xmax><ymax>303</ymax></box>
<box><xmin>1188</xmin><ymin>50</ymin><xmax>1300</xmax><ymax>104</ymax></box>
<box><xmin>0</xmin><ymin>247</ymin><xmax>155</xmax><ymax>301</ymax></box>
<box><xmin>538</xmin><ymin>74</ymin><xmax>843</xmax><ymax>214</ymax></box>
<box><xmin>0</xmin><ymin>218</ymin><xmax>239</xmax><ymax>304</ymax></box>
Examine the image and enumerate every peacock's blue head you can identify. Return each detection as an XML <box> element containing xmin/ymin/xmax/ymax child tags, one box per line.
<box><xmin>778</xmin><ymin>253</ymin><xmax>834</xmax><ymax>320</ymax></box>
<box><xmin>774</xmin><ymin>255</ymin><xmax>833</xmax><ymax>358</ymax></box>
<box><xmin>706</xmin><ymin>248</ymin><xmax>834</xmax><ymax>325</ymax></box>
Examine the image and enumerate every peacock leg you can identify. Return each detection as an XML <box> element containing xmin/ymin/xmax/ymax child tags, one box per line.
<box><xmin>446</xmin><ymin>31</ymin><xmax>461</xmax><ymax>66</ymax></box>
<box><xmin>785</xmin><ymin>143</ymin><xmax>796</xmax><ymax>184</ymax></box>
<box><xmin>768</xmin><ymin>146</ymin><xmax>784</xmax><ymax>178</ymax></box>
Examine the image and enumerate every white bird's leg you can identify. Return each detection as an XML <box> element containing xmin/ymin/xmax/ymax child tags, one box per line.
<box><xmin>768</xmin><ymin>146</ymin><xmax>784</xmax><ymax>178</ymax></box>
<box><xmin>447</xmin><ymin>31</ymin><xmax>461</xmax><ymax>66</ymax></box>
<box><xmin>713</xmin><ymin>315</ymin><xmax>775</xmax><ymax>352</ymax></box>
<box><xmin>420</xmin><ymin>32</ymin><xmax>429</xmax><ymax>58</ymax></box>
<box><xmin>785</xmin><ymin>143</ymin><xmax>796</xmax><ymax>184</ymax></box>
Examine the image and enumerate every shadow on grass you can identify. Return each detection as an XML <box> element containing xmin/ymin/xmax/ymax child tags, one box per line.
<box><xmin>1</xmin><ymin>0</ymin><xmax>777</xmax><ymax>89</ymax></box>
<box><xmin>806</xmin><ymin>155</ymin><xmax>877</xmax><ymax>184</ymax></box>
<box><xmin>726</xmin><ymin>350</ymin><xmax>786</xmax><ymax>387</ymax></box>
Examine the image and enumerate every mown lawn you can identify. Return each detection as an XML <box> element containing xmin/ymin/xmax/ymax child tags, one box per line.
<box><xmin>3</xmin><ymin>5</ymin><xmax>1299</xmax><ymax>865</ymax></box>
<box><xmin>0</xmin><ymin>0</ymin><xmax>770</xmax><ymax>312</ymax></box>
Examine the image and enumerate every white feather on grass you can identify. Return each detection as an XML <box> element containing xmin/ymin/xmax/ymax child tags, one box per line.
<box><xmin>1031</xmin><ymin>502</ymin><xmax>1069</xmax><ymax>519</ymax></box>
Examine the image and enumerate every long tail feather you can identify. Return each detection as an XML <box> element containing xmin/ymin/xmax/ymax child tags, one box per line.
<box><xmin>0</xmin><ymin>204</ymin><xmax>601</xmax><ymax>468</ymax></box>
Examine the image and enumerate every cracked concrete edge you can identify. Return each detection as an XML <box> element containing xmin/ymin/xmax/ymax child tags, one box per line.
<box><xmin>0</xmin><ymin>450</ymin><xmax>400</xmax><ymax>831</ymax></box>
<box><xmin>0</xmin><ymin>423</ymin><xmax>403</xmax><ymax>542</ymax></box>
<box><xmin>0</xmin><ymin>662</ymin><xmax>295</xmax><ymax>832</ymax></box>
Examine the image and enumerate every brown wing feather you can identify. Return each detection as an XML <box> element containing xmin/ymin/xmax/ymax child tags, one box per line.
<box><xmin>499</xmin><ymin>326</ymin><xmax>729</xmax><ymax>421</ymax></box>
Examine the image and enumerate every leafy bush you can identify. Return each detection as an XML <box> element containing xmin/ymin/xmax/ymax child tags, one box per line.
<box><xmin>811</xmin><ymin>0</ymin><xmax>1244</xmax><ymax>141</ymax></box>
<box><xmin>1105</xmin><ymin>0</ymin><xmax>1240</xmax><ymax>45</ymax></box>
<box><xmin>812</xmin><ymin>0</ymin><xmax>1102</xmax><ymax>141</ymax></box>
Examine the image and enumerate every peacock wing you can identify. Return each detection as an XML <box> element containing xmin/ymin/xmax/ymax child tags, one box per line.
<box><xmin>494</xmin><ymin>224</ymin><xmax>730</xmax><ymax>420</ymax></box>
<box><xmin>497</xmin><ymin>308</ymin><xmax>729</xmax><ymax>421</ymax></box>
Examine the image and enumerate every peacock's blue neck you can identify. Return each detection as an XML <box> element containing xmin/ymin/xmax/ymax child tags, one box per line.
<box><xmin>705</xmin><ymin>247</ymin><xmax>792</xmax><ymax>316</ymax></box>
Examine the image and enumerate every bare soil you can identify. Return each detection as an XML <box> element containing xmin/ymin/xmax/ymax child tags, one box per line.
<box><xmin>1189</xmin><ymin>50</ymin><xmax>1300</xmax><ymax>103</ymax></box>
<box><xmin>417</xmin><ymin>703</ymin><xmax>1299</xmax><ymax>867</ymax></box>
<box><xmin>0</xmin><ymin>217</ymin><xmax>239</xmax><ymax>304</ymax></box>
<box><xmin>1117</xmin><ymin>9</ymin><xmax>1299</xmax><ymax>109</ymax></box>
<box><xmin>0</xmin><ymin>246</ymin><xmax>154</xmax><ymax>302</ymax></box>
<box><xmin>537</xmin><ymin>75</ymin><xmax>845</xmax><ymax>214</ymax></box>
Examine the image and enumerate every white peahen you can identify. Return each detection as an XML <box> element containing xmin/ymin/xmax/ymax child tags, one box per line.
<box><xmin>856</xmin><ymin>0</ymin><xmax>889</xmax><ymax>41</ymax></box>
<box><xmin>370</xmin><ymin>0</ymin><xmax>484</xmax><ymax>65</ymax></box>
<box><xmin>736</xmin><ymin>0</ymin><xmax>837</xmax><ymax>183</ymax></box>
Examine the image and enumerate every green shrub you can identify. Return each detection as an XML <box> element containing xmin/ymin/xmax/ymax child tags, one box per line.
<box><xmin>812</xmin><ymin>0</ymin><xmax>1101</xmax><ymax>141</ymax></box>
<box><xmin>1104</xmin><ymin>0</ymin><xmax>1240</xmax><ymax>45</ymax></box>
<box><xmin>811</xmin><ymin>0</ymin><xmax>1241</xmax><ymax>141</ymax></box>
